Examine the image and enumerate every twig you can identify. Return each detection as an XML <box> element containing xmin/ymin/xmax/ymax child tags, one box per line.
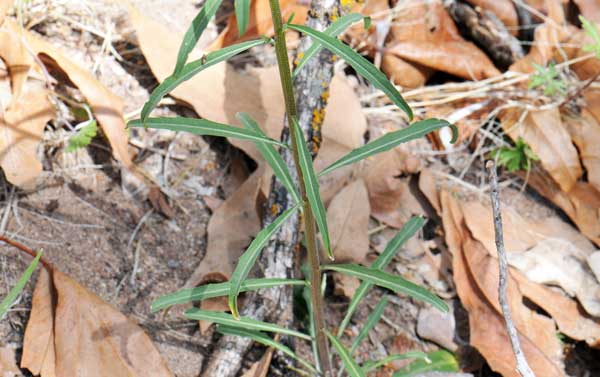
<box><xmin>486</xmin><ymin>160</ymin><xmax>535</xmax><ymax>377</ymax></box>
<box><xmin>0</xmin><ymin>235</ymin><xmax>54</xmax><ymax>271</ymax></box>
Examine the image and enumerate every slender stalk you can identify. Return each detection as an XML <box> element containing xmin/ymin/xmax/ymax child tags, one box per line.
<box><xmin>267</xmin><ymin>0</ymin><xmax>332</xmax><ymax>375</ymax></box>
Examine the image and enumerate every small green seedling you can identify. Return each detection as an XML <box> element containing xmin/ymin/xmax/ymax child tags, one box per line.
<box><xmin>528</xmin><ymin>62</ymin><xmax>566</xmax><ymax>96</ymax></box>
<box><xmin>66</xmin><ymin>120</ymin><xmax>98</xmax><ymax>153</ymax></box>
<box><xmin>580</xmin><ymin>16</ymin><xmax>600</xmax><ymax>59</ymax></box>
<box><xmin>0</xmin><ymin>251</ymin><xmax>42</xmax><ymax>320</ymax></box>
<box><xmin>490</xmin><ymin>137</ymin><xmax>539</xmax><ymax>172</ymax></box>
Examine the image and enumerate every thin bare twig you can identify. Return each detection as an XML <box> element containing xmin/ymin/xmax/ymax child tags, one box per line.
<box><xmin>486</xmin><ymin>160</ymin><xmax>535</xmax><ymax>377</ymax></box>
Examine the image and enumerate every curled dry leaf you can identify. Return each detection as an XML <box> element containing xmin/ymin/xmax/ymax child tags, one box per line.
<box><xmin>326</xmin><ymin>179</ymin><xmax>370</xmax><ymax>264</ymax></box>
<box><xmin>21</xmin><ymin>269</ymin><xmax>173</xmax><ymax>377</ymax></box>
<box><xmin>4</xmin><ymin>20</ymin><xmax>132</xmax><ymax>168</ymax></box>
<box><xmin>435</xmin><ymin>187</ymin><xmax>564</xmax><ymax>376</ymax></box>
<box><xmin>501</xmin><ymin>107</ymin><xmax>582</xmax><ymax>193</ymax></box>
<box><xmin>381</xmin><ymin>53</ymin><xmax>433</xmax><ymax>89</ymax></box>
<box><xmin>386</xmin><ymin>0</ymin><xmax>500</xmax><ymax>80</ymax></box>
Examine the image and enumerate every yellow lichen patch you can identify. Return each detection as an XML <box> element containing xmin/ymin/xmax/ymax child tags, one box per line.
<box><xmin>321</xmin><ymin>89</ymin><xmax>330</xmax><ymax>103</ymax></box>
<box><xmin>294</xmin><ymin>51</ymin><xmax>305</xmax><ymax>67</ymax></box>
<box><xmin>271</xmin><ymin>203</ymin><xmax>280</xmax><ymax>217</ymax></box>
<box><xmin>341</xmin><ymin>0</ymin><xmax>363</xmax><ymax>11</ymax></box>
<box><xmin>311</xmin><ymin>108</ymin><xmax>326</xmax><ymax>130</ymax></box>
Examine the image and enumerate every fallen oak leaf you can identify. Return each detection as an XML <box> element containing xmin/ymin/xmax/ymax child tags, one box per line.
<box><xmin>21</xmin><ymin>268</ymin><xmax>173</xmax><ymax>377</ymax></box>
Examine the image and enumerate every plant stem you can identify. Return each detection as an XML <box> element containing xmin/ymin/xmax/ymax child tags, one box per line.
<box><xmin>267</xmin><ymin>0</ymin><xmax>332</xmax><ymax>375</ymax></box>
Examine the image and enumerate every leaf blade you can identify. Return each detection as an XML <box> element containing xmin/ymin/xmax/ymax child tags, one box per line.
<box><xmin>320</xmin><ymin>119</ymin><xmax>457</xmax><ymax>176</ymax></box>
<box><xmin>393</xmin><ymin>350</ymin><xmax>459</xmax><ymax>377</ymax></box>
<box><xmin>362</xmin><ymin>352</ymin><xmax>429</xmax><ymax>372</ymax></box>
<box><xmin>128</xmin><ymin>117</ymin><xmax>285</xmax><ymax>147</ymax></box>
<box><xmin>350</xmin><ymin>296</ymin><xmax>387</xmax><ymax>353</ymax></box>
<box><xmin>323</xmin><ymin>264</ymin><xmax>448</xmax><ymax>312</ymax></box>
<box><xmin>237</xmin><ymin>112</ymin><xmax>300</xmax><ymax>204</ymax></box>
<box><xmin>173</xmin><ymin>0</ymin><xmax>223</xmax><ymax>74</ymax></box>
<box><xmin>288</xmin><ymin>23</ymin><xmax>412</xmax><ymax>120</ymax></box>
<box><xmin>291</xmin><ymin>118</ymin><xmax>332</xmax><ymax>259</ymax></box>
<box><xmin>234</xmin><ymin>0</ymin><xmax>251</xmax><ymax>36</ymax></box>
<box><xmin>337</xmin><ymin>216</ymin><xmax>425</xmax><ymax>336</ymax></box>
<box><xmin>217</xmin><ymin>325</ymin><xmax>318</xmax><ymax>374</ymax></box>
<box><xmin>292</xmin><ymin>13</ymin><xmax>364</xmax><ymax>77</ymax></box>
<box><xmin>141</xmin><ymin>39</ymin><xmax>268</xmax><ymax>120</ymax></box>
<box><xmin>185</xmin><ymin>309</ymin><xmax>311</xmax><ymax>340</ymax></box>
<box><xmin>0</xmin><ymin>251</ymin><xmax>42</xmax><ymax>319</ymax></box>
<box><xmin>151</xmin><ymin>278</ymin><xmax>305</xmax><ymax>312</ymax></box>
<box><xmin>326</xmin><ymin>331</ymin><xmax>365</xmax><ymax>377</ymax></box>
<box><xmin>229</xmin><ymin>204</ymin><xmax>300</xmax><ymax>318</ymax></box>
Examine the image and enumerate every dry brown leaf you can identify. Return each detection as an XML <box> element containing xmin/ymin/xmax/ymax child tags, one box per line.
<box><xmin>501</xmin><ymin>107</ymin><xmax>582</xmax><ymax>192</ymax></box>
<box><xmin>387</xmin><ymin>0</ymin><xmax>500</xmax><ymax>80</ymax></box>
<box><xmin>0</xmin><ymin>1</ymin><xmax>10</xmax><ymax>25</ymax></box>
<box><xmin>0</xmin><ymin>347</ymin><xmax>20</xmax><ymax>377</ymax></box>
<box><xmin>199</xmin><ymin>297</ymin><xmax>230</xmax><ymax>333</ymax></box>
<box><xmin>7</xmin><ymin>20</ymin><xmax>132</xmax><ymax>169</ymax></box>
<box><xmin>0</xmin><ymin>81</ymin><xmax>53</xmax><ymax>188</ymax></box>
<box><xmin>574</xmin><ymin>0</ymin><xmax>600</xmax><ymax>23</ymax></box>
<box><xmin>558</xmin><ymin>30</ymin><xmax>600</xmax><ymax>80</ymax></box>
<box><xmin>363</xmin><ymin>149</ymin><xmax>425</xmax><ymax>228</ymax></box>
<box><xmin>438</xmin><ymin>189</ymin><xmax>564</xmax><ymax>376</ymax></box>
<box><xmin>326</xmin><ymin>179</ymin><xmax>370</xmax><ymax>263</ymax></box>
<box><xmin>241</xmin><ymin>346</ymin><xmax>274</xmax><ymax>377</ymax></box>
<box><xmin>525</xmin><ymin>166</ymin><xmax>600</xmax><ymax>245</ymax></box>
<box><xmin>564</xmin><ymin>109</ymin><xmax>600</xmax><ymax>192</ymax></box>
<box><xmin>209</xmin><ymin>0</ymin><xmax>307</xmax><ymax>50</ymax></box>
<box><xmin>381</xmin><ymin>53</ymin><xmax>433</xmax><ymax>89</ymax></box>
<box><xmin>185</xmin><ymin>168</ymin><xmax>266</xmax><ymax>287</ymax></box>
<box><xmin>333</xmin><ymin>272</ymin><xmax>360</xmax><ymax>298</ymax></box>
<box><xmin>314</xmin><ymin>138</ymin><xmax>355</xmax><ymax>204</ymax></box>
<box><xmin>509</xmin><ymin>0</ymin><xmax>569</xmax><ymax>73</ymax></box>
<box><xmin>21</xmin><ymin>269</ymin><xmax>173</xmax><ymax>377</ymax></box>
<box><xmin>464</xmin><ymin>0</ymin><xmax>518</xmax><ymax>35</ymax></box>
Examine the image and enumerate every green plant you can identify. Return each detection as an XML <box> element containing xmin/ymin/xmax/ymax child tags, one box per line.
<box><xmin>580</xmin><ymin>16</ymin><xmax>600</xmax><ymax>59</ymax></box>
<box><xmin>528</xmin><ymin>62</ymin><xmax>566</xmax><ymax>96</ymax></box>
<box><xmin>0</xmin><ymin>251</ymin><xmax>41</xmax><ymax>320</ymax></box>
<box><xmin>490</xmin><ymin>137</ymin><xmax>539</xmax><ymax>172</ymax></box>
<box><xmin>66</xmin><ymin>120</ymin><xmax>98</xmax><ymax>153</ymax></box>
<box><xmin>132</xmin><ymin>1</ymin><xmax>457</xmax><ymax>375</ymax></box>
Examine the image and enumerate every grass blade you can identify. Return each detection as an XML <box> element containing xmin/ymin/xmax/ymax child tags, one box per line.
<box><xmin>234</xmin><ymin>0</ymin><xmax>251</xmax><ymax>36</ymax></box>
<box><xmin>292</xmin><ymin>13</ymin><xmax>364</xmax><ymax>78</ymax></box>
<box><xmin>319</xmin><ymin>119</ymin><xmax>457</xmax><ymax>176</ymax></box>
<box><xmin>151</xmin><ymin>278</ymin><xmax>305</xmax><ymax>312</ymax></box>
<box><xmin>393</xmin><ymin>350</ymin><xmax>459</xmax><ymax>377</ymax></box>
<box><xmin>350</xmin><ymin>297</ymin><xmax>387</xmax><ymax>353</ymax></box>
<box><xmin>173</xmin><ymin>0</ymin><xmax>223</xmax><ymax>74</ymax></box>
<box><xmin>361</xmin><ymin>352</ymin><xmax>429</xmax><ymax>372</ymax></box>
<box><xmin>0</xmin><ymin>251</ymin><xmax>42</xmax><ymax>319</ymax></box>
<box><xmin>217</xmin><ymin>325</ymin><xmax>318</xmax><ymax>374</ymax></box>
<box><xmin>288</xmin><ymin>23</ymin><xmax>412</xmax><ymax>120</ymax></box>
<box><xmin>326</xmin><ymin>331</ymin><xmax>365</xmax><ymax>377</ymax></box>
<box><xmin>185</xmin><ymin>309</ymin><xmax>311</xmax><ymax>340</ymax></box>
<box><xmin>237</xmin><ymin>112</ymin><xmax>300</xmax><ymax>204</ymax></box>
<box><xmin>323</xmin><ymin>264</ymin><xmax>448</xmax><ymax>312</ymax></box>
<box><xmin>229</xmin><ymin>204</ymin><xmax>300</xmax><ymax>318</ymax></box>
<box><xmin>291</xmin><ymin>118</ymin><xmax>332</xmax><ymax>259</ymax></box>
<box><xmin>337</xmin><ymin>216</ymin><xmax>425</xmax><ymax>336</ymax></box>
<box><xmin>129</xmin><ymin>117</ymin><xmax>285</xmax><ymax>147</ymax></box>
<box><xmin>141</xmin><ymin>39</ymin><xmax>268</xmax><ymax>120</ymax></box>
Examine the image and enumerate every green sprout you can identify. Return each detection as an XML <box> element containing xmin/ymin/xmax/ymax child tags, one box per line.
<box><xmin>528</xmin><ymin>62</ymin><xmax>566</xmax><ymax>96</ymax></box>
<box><xmin>580</xmin><ymin>16</ymin><xmax>600</xmax><ymax>59</ymax></box>
<box><xmin>490</xmin><ymin>138</ymin><xmax>539</xmax><ymax>172</ymax></box>
<box><xmin>66</xmin><ymin>120</ymin><xmax>97</xmax><ymax>153</ymax></box>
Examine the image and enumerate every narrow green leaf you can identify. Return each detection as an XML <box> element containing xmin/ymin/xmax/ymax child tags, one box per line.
<box><xmin>185</xmin><ymin>309</ymin><xmax>311</xmax><ymax>340</ymax></box>
<box><xmin>361</xmin><ymin>352</ymin><xmax>429</xmax><ymax>372</ymax></box>
<box><xmin>66</xmin><ymin>120</ymin><xmax>97</xmax><ymax>153</ymax></box>
<box><xmin>337</xmin><ymin>216</ymin><xmax>425</xmax><ymax>336</ymax></box>
<box><xmin>291</xmin><ymin>118</ymin><xmax>332</xmax><ymax>259</ymax></box>
<box><xmin>1</xmin><ymin>251</ymin><xmax>42</xmax><ymax>319</ymax></box>
<box><xmin>151</xmin><ymin>278</ymin><xmax>305</xmax><ymax>312</ymax></box>
<box><xmin>237</xmin><ymin>112</ymin><xmax>300</xmax><ymax>204</ymax></box>
<box><xmin>363</xmin><ymin>16</ymin><xmax>371</xmax><ymax>30</ymax></box>
<box><xmin>350</xmin><ymin>297</ymin><xmax>387</xmax><ymax>353</ymax></box>
<box><xmin>217</xmin><ymin>325</ymin><xmax>318</xmax><ymax>374</ymax></box>
<box><xmin>393</xmin><ymin>350</ymin><xmax>459</xmax><ymax>377</ymax></box>
<box><xmin>173</xmin><ymin>0</ymin><xmax>223</xmax><ymax>74</ymax></box>
<box><xmin>326</xmin><ymin>331</ymin><xmax>365</xmax><ymax>377</ymax></box>
<box><xmin>141</xmin><ymin>39</ymin><xmax>268</xmax><ymax>120</ymax></box>
<box><xmin>129</xmin><ymin>117</ymin><xmax>285</xmax><ymax>147</ymax></box>
<box><xmin>320</xmin><ymin>119</ymin><xmax>457</xmax><ymax>176</ymax></box>
<box><xmin>292</xmin><ymin>13</ymin><xmax>363</xmax><ymax>77</ymax></box>
<box><xmin>288</xmin><ymin>23</ymin><xmax>412</xmax><ymax>120</ymax></box>
<box><xmin>229</xmin><ymin>204</ymin><xmax>299</xmax><ymax>318</ymax></box>
<box><xmin>323</xmin><ymin>264</ymin><xmax>448</xmax><ymax>312</ymax></box>
<box><xmin>234</xmin><ymin>0</ymin><xmax>251</xmax><ymax>36</ymax></box>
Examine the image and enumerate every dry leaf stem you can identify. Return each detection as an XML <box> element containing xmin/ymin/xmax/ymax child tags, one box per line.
<box><xmin>486</xmin><ymin>160</ymin><xmax>535</xmax><ymax>377</ymax></box>
<box><xmin>0</xmin><ymin>235</ymin><xmax>53</xmax><ymax>271</ymax></box>
<box><xmin>268</xmin><ymin>0</ymin><xmax>332</xmax><ymax>374</ymax></box>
